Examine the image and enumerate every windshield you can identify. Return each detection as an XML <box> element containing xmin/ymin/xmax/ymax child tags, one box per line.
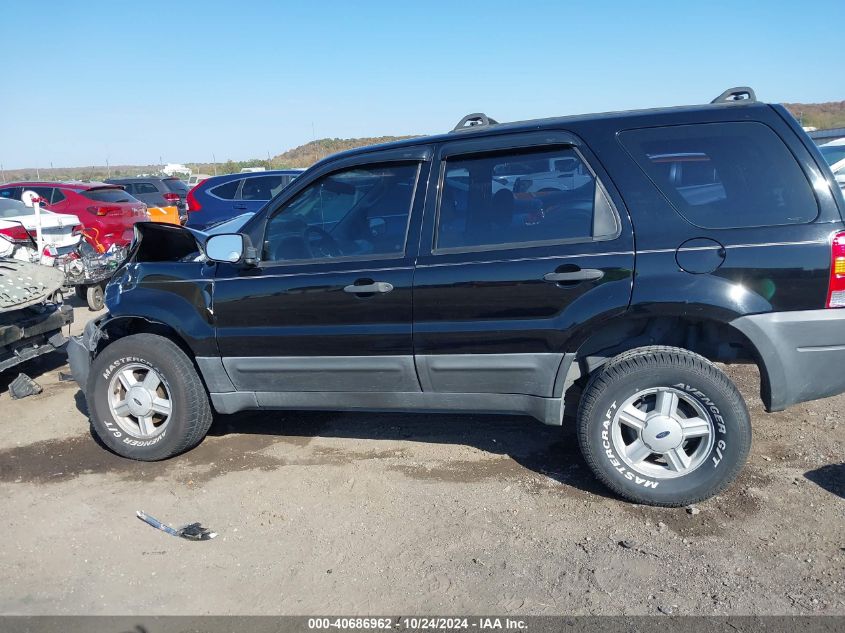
<box><xmin>820</xmin><ymin>144</ymin><xmax>845</xmax><ymax>166</ymax></box>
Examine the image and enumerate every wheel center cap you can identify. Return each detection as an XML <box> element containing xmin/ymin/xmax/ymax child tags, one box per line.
<box><xmin>642</xmin><ymin>415</ymin><xmax>683</xmax><ymax>452</ymax></box>
<box><xmin>126</xmin><ymin>386</ymin><xmax>153</xmax><ymax>417</ymax></box>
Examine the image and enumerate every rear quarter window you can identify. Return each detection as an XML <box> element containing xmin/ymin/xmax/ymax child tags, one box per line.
<box><xmin>619</xmin><ymin>122</ymin><xmax>819</xmax><ymax>229</ymax></box>
<box><xmin>210</xmin><ymin>179</ymin><xmax>240</xmax><ymax>200</ymax></box>
<box><xmin>164</xmin><ymin>179</ymin><xmax>189</xmax><ymax>193</ymax></box>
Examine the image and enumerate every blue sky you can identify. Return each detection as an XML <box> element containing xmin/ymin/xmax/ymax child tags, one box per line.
<box><xmin>1</xmin><ymin>0</ymin><xmax>841</xmax><ymax>169</ymax></box>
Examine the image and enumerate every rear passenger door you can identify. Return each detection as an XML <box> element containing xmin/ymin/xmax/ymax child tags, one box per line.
<box><xmin>205</xmin><ymin>178</ymin><xmax>243</xmax><ymax>224</ymax></box>
<box><xmin>412</xmin><ymin>131</ymin><xmax>635</xmax><ymax>398</ymax></box>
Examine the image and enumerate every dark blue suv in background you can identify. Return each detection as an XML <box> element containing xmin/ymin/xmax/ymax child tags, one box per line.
<box><xmin>185</xmin><ymin>169</ymin><xmax>304</xmax><ymax>229</ymax></box>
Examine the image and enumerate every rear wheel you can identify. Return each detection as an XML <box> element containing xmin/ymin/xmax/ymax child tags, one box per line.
<box><xmin>577</xmin><ymin>346</ymin><xmax>751</xmax><ymax>506</ymax></box>
<box><xmin>86</xmin><ymin>283</ymin><xmax>104</xmax><ymax>311</ymax></box>
<box><xmin>87</xmin><ymin>333</ymin><xmax>213</xmax><ymax>461</ymax></box>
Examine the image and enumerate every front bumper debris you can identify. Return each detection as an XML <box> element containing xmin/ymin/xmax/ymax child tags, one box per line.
<box><xmin>66</xmin><ymin>314</ymin><xmax>108</xmax><ymax>389</ymax></box>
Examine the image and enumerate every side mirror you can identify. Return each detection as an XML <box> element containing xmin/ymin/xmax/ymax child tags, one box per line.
<box><xmin>205</xmin><ymin>233</ymin><xmax>245</xmax><ymax>263</ymax></box>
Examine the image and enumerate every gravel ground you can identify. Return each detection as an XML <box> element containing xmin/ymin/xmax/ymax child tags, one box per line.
<box><xmin>0</xmin><ymin>300</ymin><xmax>842</xmax><ymax>615</ymax></box>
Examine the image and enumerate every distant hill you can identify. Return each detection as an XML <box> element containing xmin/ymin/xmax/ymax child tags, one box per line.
<box><xmin>270</xmin><ymin>136</ymin><xmax>418</xmax><ymax>168</ymax></box>
<box><xmin>783</xmin><ymin>101</ymin><xmax>845</xmax><ymax>129</ymax></box>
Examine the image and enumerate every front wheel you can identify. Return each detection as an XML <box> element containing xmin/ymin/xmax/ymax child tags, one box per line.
<box><xmin>577</xmin><ymin>346</ymin><xmax>751</xmax><ymax>506</ymax></box>
<box><xmin>86</xmin><ymin>333</ymin><xmax>213</xmax><ymax>461</ymax></box>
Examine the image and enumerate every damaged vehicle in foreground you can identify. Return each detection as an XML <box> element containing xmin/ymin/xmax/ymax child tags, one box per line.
<box><xmin>1</xmin><ymin>259</ymin><xmax>73</xmax><ymax>372</ymax></box>
<box><xmin>68</xmin><ymin>88</ymin><xmax>845</xmax><ymax>506</ymax></box>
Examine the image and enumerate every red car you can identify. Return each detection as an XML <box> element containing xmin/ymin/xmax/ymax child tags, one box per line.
<box><xmin>0</xmin><ymin>181</ymin><xmax>149</xmax><ymax>251</ymax></box>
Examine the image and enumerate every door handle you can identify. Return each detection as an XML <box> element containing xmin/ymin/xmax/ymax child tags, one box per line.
<box><xmin>543</xmin><ymin>268</ymin><xmax>604</xmax><ymax>283</ymax></box>
<box><xmin>233</xmin><ymin>203</ymin><xmax>247</xmax><ymax>210</ymax></box>
<box><xmin>343</xmin><ymin>281</ymin><xmax>394</xmax><ymax>294</ymax></box>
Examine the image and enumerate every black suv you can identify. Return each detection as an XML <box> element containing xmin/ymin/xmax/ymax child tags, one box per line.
<box><xmin>68</xmin><ymin>88</ymin><xmax>845</xmax><ymax>506</ymax></box>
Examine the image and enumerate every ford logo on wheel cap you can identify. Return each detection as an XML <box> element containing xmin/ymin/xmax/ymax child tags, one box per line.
<box><xmin>655</xmin><ymin>430</ymin><xmax>671</xmax><ymax>439</ymax></box>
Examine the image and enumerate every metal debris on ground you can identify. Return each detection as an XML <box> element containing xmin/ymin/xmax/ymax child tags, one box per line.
<box><xmin>8</xmin><ymin>373</ymin><xmax>42</xmax><ymax>399</ymax></box>
<box><xmin>136</xmin><ymin>510</ymin><xmax>217</xmax><ymax>541</ymax></box>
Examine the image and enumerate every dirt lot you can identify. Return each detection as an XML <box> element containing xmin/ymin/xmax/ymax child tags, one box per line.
<box><xmin>0</xmin><ymin>301</ymin><xmax>843</xmax><ymax>616</ymax></box>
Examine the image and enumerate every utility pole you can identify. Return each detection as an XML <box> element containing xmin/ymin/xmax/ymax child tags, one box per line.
<box><xmin>106</xmin><ymin>158</ymin><xmax>110</xmax><ymax>179</ymax></box>
<box><xmin>212</xmin><ymin>153</ymin><xmax>217</xmax><ymax>176</ymax></box>
<box><xmin>1</xmin><ymin>164</ymin><xmax>5</xmax><ymax>184</ymax></box>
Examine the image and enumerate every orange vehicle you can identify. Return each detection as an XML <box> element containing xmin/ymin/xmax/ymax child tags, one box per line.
<box><xmin>143</xmin><ymin>204</ymin><xmax>181</xmax><ymax>225</ymax></box>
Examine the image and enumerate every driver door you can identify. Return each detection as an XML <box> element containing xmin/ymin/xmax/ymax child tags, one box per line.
<box><xmin>213</xmin><ymin>149</ymin><xmax>431</xmax><ymax>395</ymax></box>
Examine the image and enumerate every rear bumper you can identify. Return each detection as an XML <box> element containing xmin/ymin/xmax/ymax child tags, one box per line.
<box><xmin>731</xmin><ymin>309</ymin><xmax>845</xmax><ymax>411</ymax></box>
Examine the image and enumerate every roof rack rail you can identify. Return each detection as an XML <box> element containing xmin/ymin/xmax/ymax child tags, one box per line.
<box><xmin>452</xmin><ymin>112</ymin><xmax>499</xmax><ymax>132</ymax></box>
<box><xmin>711</xmin><ymin>86</ymin><xmax>756</xmax><ymax>104</ymax></box>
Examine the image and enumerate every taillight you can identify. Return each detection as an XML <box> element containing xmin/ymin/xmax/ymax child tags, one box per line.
<box><xmin>87</xmin><ymin>205</ymin><xmax>123</xmax><ymax>216</ymax></box>
<box><xmin>827</xmin><ymin>231</ymin><xmax>845</xmax><ymax>308</ymax></box>
<box><xmin>0</xmin><ymin>225</ymin><xmax>32</xmax><ymax>244</ymax></box>
<box><xmin>163</xmin><ymin>192</ymin><xmax>180</xmax><ymax>203</ymax></box>
<box><xmin>186</xmin><ymin>186</ymin><xmax>201</xmax><ymax>213</ymax></box>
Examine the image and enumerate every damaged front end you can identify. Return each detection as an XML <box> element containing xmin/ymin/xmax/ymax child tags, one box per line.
<box><xmin>67</xmin><ymin>222</ymin><xmax>217</xmax><ymax>388</ymax></box>
<box><xmin>0</xmin><ymin>259</ymin><xmax>74</xmax><ymax>372</ymax></box>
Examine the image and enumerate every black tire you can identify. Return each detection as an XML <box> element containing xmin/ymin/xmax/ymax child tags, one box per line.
<box><xmin>86</xmin><ymin>333</ymin><xmax>213</xmax><ymax>461</ymax></box>
<box><xmin>577</xmin><ymin>346</ymin><xmax>751</xmax><ymax>507</ymax></box>
<box><xmin>86</xmin><ymin>284</ymin><xmax>104</xmax><ymax>311</ymax></box>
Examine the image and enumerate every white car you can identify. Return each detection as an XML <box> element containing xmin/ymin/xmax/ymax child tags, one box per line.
<box><xmin>819</xmin><ymin>139</ymin><xmax>845</xmax><ymax>190</ymax></box>
<box><xmin>186</xmin><ymin>174</ymin><xmax>211</xmax><ymax>188</ymax></box>
<box><xmin>0</xmin><ymin>197</ymin><xmax>82</xmax><ymax>264</ymax></box>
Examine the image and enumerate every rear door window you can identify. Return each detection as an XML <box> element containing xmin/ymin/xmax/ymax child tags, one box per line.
<box><xmin>134</xmin><ymin>182</ymin><xmax>160</xmax><ymax>195</ymax></box>
<box><xmin>435</xmin><ymin>147</ymin><xmax>618</xmax><ymax>252</ymax></box>
<box><xmin>210</xmin><ymin>179</ymin><xmax>241</xmax><ymax>200</ymax></box>
<box><xmin>619</xmin><ymin>122</ymin><xmax>819</xmax><ymax>228</ymax></box>
<box><xmin>241</xmin><ymin>175</ymin><xmax>288</xmax><ymax>201</ymax></box>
